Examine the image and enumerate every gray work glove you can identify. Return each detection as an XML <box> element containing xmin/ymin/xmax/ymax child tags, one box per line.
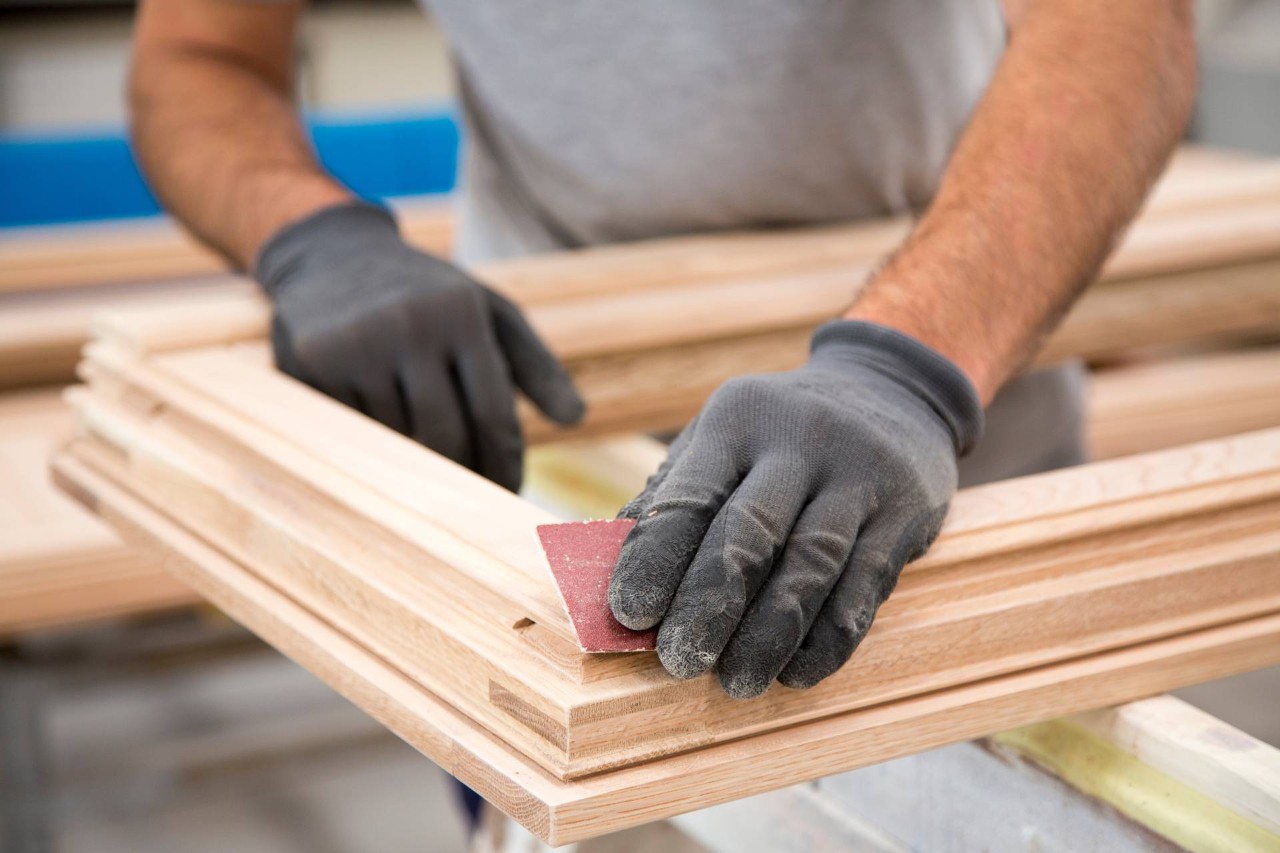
<box><xmin>609</xmin><ymin>320</ymin><xmax>983</xmax><ymax>699</ymax></box>
<box><xmin>255</xmin><ymin>201</ymin><xmax>584</xmax><ymax>492</ymax></box>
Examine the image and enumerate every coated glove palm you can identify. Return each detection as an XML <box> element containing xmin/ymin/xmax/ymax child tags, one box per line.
<box><xmin>609</xmin><ymin>320</ymin><xmax>983</xmax><ymax>698</ymax></box>
<box><xmin>256</xmin><ymin>202</ymin><xmax>584</xmax><ymax>491</ymax></box>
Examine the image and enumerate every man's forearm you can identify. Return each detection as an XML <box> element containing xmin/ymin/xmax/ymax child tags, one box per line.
<box><xmin>129</xmin><ymin>2</ymin><xmax>351</xmax><ymax>269</ymax></box>
<box><xmin>846</xmin><ymin>0</ymin><xmax>1196</xmax><ymax>404</ymax></box>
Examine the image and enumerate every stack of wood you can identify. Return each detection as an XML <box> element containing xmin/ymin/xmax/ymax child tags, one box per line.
<box><xmin>0</xmin><ymin>389</ymin><xmax>194</xmax><ymax>634</ymax></box>
<box><xmin>48</xmin><ymin>147</ymin><xmax>1280</xmax><ymax>842</ymax></box>
<box><xmin>0</xmin><ymin>202</ymin><xmax>452</xmax><ymax>638</ymax></box>
<box><xmin>57</xmin><ymin>151</ymin><xmax>1280</xmax><ymax>445</ymax></box>
<box><xmin>0</xmin><ymin>201</ymin><xmax>453</xmax><ymax>390</ymax></box>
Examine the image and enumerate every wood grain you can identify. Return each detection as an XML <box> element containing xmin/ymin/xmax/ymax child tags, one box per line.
<box><xmin>0</xmin><ymin>388</ymin><xmax>194</xmax><ymax>635</ymax></box>
<box><xmin>7</xmin><ymin>148</ymin><xmax>1280</xmax><ymax>397</ymax></box>
<box><xmin>49</xmin><ymin>448</ymin><xmax>1280</xmax><ymax>846</ymax></box>
<box><xmin>0</xmin><ymin>199</ymin><xmax>453</xmax><ymax>294</ymax></box>
<box><xmin>63</xmin><ymin>334</ymin><xmax>1280</xmax><ymax>779</ymax></box>
<box><xmin>1089</xmin><ymin>348</ymin><xmax>1280</xmax><ymax>459</ymax></box>
<box><xmin>1073</xmin><ymin>696</ymin><xmax>1280</xmax><ymax>836</ymax></box>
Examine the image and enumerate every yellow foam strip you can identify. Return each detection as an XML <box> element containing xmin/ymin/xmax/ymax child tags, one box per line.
<box><xmin>995</xmin><ymin>720</ymin><xmax>1280</xmax><ymax>853</ymax></box>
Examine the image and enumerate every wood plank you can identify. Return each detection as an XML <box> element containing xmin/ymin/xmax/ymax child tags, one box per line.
<box><xmin>1074</xmin><ymin>696</ymin><xmax>1280</xmax><ymax>836</ymax></box>
<box><xmin>73</xmin><ymin>174</ymin><xmax>1280</xmax><ymax>441</ymax></box>
<box><xmin>75</xmin><ymin>252</ymin><xmax>1280</xmax><ymax>446</ymax></box>
<box><xmin>1089</xmin><ymin>348</ymin><xmax>1280</xmax><ymax>459</ymax></box>
<box><xmin>65</xmin><ymin>334</ymin><xmax>1280</xmax><ymax>779</ymax></box>
<box><xmin>51</xmin><ymin>449</ymin><xmax>1280</xmax><ymax>846</ymax></box>
<box><xmin>0</xmin><ymin>145</ymin><xmax>1255</xmax><ymax>297</ymax></box>
<box><xmin>0</xmin><ymin>279</ymin><xmax>255</xmax><ymax>390</ymax></box>
<box><xmin>995</xmin><ymin>709</ymin><xmax>1280</xmax><ymax>852</ymax></box>
<box><xmin>0</xmin><ymin>199</ymin><xmax>453</xmax><ymax>294</ymax></box>
<box><xmin>0</xmin><ymin>388</ymin><xmax>194</xmax><ymax>635</ymax></box>
<box><xmin>4</xmin><ymin>152</ymin><xmax>1279</xmax><ymax>401</ymax></box>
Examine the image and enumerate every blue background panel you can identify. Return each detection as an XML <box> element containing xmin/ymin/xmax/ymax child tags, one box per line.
<box><xmin>0</xmin><ymin>108</ymin><xmax>461</xmax><ymax>229</ymax></box>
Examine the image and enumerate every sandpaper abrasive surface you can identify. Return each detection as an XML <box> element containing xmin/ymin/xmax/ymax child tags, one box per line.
<box><xmin>536</xmin><ymin>519</ymin><xmax>658</xmax><ymax>653</ymax></box>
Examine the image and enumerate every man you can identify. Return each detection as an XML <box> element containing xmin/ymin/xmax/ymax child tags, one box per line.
<box><xmin>129</xmin><ymin>1</ymin><xmax>1196</xmax><ymax>700</ymax></box>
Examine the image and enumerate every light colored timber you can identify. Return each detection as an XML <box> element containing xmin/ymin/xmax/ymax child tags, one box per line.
<box><xmin>0</xmin><ymin>279</ymin><xmax>256</xmax><ymax>390</ymax></box>
<box><xmin>83</xmin><ymin>252</ymin><xmax>1280</xmax><ymax>445</ymax></box>
<box><xmin>1089</xmin><ymin>348</ymin><xmax>1280</xmax><ymax>459</ymax></box>
<box><xmin>531</xmin><ymin>438</ymin><xmax>1280</xmax><ymax>847</ymax></box>
<box><xmin>0</xmin><ymin>198</ymin><xmax>453</xmax><ymax>294</ymax></box>
<box><xmin>995</xmin><ymin>701</ymin><xmax>1280</xmax><ymax>852</ymax></box>
<box><xmin>74</xmin><ymin>164</ymin><xmax>1280</xmax><ymax>442</ymax></box>
<box><xmin>50</xmin><ymin>450</ymin><xmax>1280</xmax><ymax>846</ymax></box>
<box><xmin>0</xmin><ymin>388</ymin><xmax>194</xmax><ymax>635</ymax></box>
<box><xmin>1073</xmin><ymin>696</ymin><xmax>1280</xmax><ymax>837</ymax></box>
<box><xmin>62</xmin><ymin>330</ymin><xmax>1280</xmax><ymax>780</ymax></box>
<box><xmin>0</xmin><ymin>145</ymin><xmax>1257</xmax><ymax>297</ymax></box>
<box><xmin>2</xmin><ymin>330</ymin><xmax>1259</xmax><ymax>637</ymax></box>
<box><xmin>6</xmin><ymin>147</ymin><xmax>1280</xmax><ymax>396</ymax></box>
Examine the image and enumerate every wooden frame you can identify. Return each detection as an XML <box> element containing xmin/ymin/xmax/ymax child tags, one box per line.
<box><xmin>53</xmin><ymin>448</ymin><xmax>1280</xmax><ymax>845</ymax></box>
<box><xmin>7</xmin><ymin>338</ymin><xmax>1273</xmax><ymax>639</ymax></box>
<box><xmin>54</xmin><ymin>314</ymin><xmax>1280</xmax><ymax>840</ymax></box>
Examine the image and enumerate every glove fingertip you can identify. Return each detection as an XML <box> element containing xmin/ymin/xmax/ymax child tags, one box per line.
<box><xmin>540</xmin><ymin>381</ymin><xmax>587</xmax><ymax>427</ymax></box>
<box><xmin>656</xmin><ymin>618</ymin><xmax>723</xmax><ymax>680</ymax></box>
<box><xmin>607</xmin><ymin>540</ymin><xmax>666</xmax><ymax>630</ymax></box>
<box><xmin>776</xmin><ymin>652</ymin><xmax>826</xmax><ymax>691</ymax></box>
<box><xmin>607</xmin><ymin>578</ymin><xmax>664</xmax><ymax>631</ymax></box>
<box><xmin>718</xmin><ymin>668</ymin><xmax>772</xmax><ymax>701</ymax></box>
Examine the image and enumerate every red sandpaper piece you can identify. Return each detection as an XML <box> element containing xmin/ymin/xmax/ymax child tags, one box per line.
<box><xmin>537</xmin><ymin>519</ymin><xmax>657</xmax><ymax>653</ymax></box>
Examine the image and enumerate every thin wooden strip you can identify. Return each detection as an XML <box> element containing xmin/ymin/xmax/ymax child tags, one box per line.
<box><xmin>1089</xmin><ymin>348</ymin><xmax>1280</xmax><ymax>459</ymax></box>
<box><xmin>0</xmin><ymin>387</ymin><xmax>195</xmax><ymax>635</ymax></box>
<box><xmin>993</xmin><ymin>719</ymin><xmax>1280</xmax><ymax>852</ymax></box>
<box><xmin>0</xmin><ymin>201</ymin><xmax>453</xmax><ymax>293</ymax></box>
<box><xmin>1074</xmin><ymin>696</ymin><xmax>1280</xmax><ymax>836</ymax></box>
<box><xmin>1040</xmin><ymin>257</ymin><xmax>1280</xmax><ymax>364</ymax></box>
<box><xmin>0</xmin><ymin>279</ymin><xmax>256</xmax><ymax>390</ymax></box>
<box><xmin>46</xmin><ymin>448</ymin><xmax>1280</xmax><ymax>847</ymax></box>
<box><xmin>170</xmin><ymin>345</ymin><xmax>1280</xmax><ymax>565</ymax></box>
<box><xmin>0</xmin><ymin>555</ymin><xmax>193</xmax><ymax>636</ymax></box>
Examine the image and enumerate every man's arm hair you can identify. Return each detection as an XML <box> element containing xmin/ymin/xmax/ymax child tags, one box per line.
<box><xmin>845</xmin><ymin>0</ymin><xmax>1197</xmax><ymax>403</ymax></box>
<box><xmin>129</xmin><ymin>0</ymin><xmax>352</xmax><ymax>269</ymax></box>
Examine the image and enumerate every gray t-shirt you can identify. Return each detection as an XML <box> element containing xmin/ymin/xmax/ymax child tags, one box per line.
<box><xmin>420</xmin><ymin>0</ymin><xmax>1088</xmax><ymax>481</ymax></box>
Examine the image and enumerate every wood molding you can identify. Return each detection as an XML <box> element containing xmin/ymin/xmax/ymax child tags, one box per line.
<box><xmin>52</xmin><ymin>449</ymin><xmax>1280</xmax><ymax>846</ymax></box>
<box><xmin>58</xmin><ymin>329</ymin><xmax>1280</xmax><ymax>785</ymax></box>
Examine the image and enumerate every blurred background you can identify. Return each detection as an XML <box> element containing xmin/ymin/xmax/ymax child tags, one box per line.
<box><xmin>1</xmin><ymin>1</ymin><xmax>1279</xmax><ymax>851</ymax></box>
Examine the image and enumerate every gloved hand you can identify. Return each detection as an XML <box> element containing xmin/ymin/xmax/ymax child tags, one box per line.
<box><xmin>609</xmin><ymin>320</ymin><xmax>983</xmax><ymax>699</ymax></box>
<box><xmin>255</xmin><ymin>201</ymin><xmax>584</xmax><ymax>492</ymax></box>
